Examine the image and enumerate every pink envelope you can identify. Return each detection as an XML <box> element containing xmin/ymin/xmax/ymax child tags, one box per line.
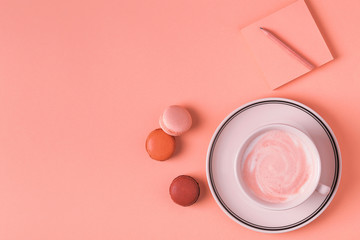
<box><xmin>241</xmin><ymin>0</ymin><xmax>333</xmax><ymax>89</ymax></box>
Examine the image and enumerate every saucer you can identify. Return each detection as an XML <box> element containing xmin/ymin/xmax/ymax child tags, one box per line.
<box><xmin>206</xmin><ymin>98</ymin><xmax>341</xmax><ymax>233</ymax></box>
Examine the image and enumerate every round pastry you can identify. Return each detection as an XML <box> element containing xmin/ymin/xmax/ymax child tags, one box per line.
<box><xmin>169</xmin><ymin>175</ymin><xmax>200</xmax><ymax>206</ymax></box>
<box><xmin>159</xmin><ymin>105</ymin><xmax>192</xmax><ymax>136</ymax></box>
<box><xmin>146</xmin><ymin>129</ymin><xmax>175</xmax><ymax>161</ymax></box>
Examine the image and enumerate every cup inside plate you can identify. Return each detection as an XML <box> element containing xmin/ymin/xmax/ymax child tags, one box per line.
<box><xmin>234</xmin><ymin>123</ymin><xmax>321</xmax><ymax>211</ymax></box>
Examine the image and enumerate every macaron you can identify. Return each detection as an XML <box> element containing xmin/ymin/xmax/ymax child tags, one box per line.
<box><xmin>146</xmin><ymin>129</ymin><xmax>175</xmax><ymax>161</ymax></box>
<box><xmin>169</xmin><ymin>175</ymin><xmax>200</xmax><ymax>206</ymax></box>
<box><xmin>159</xmin><ymin>105</ymin><xmax>192</xmax><ymax>136</ymax></box>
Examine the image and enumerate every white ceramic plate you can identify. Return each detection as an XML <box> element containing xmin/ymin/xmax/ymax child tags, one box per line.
<box><xmin>206</xmin><ymin>98</ymin><xmax>341</xmax><ymax>233</ymax></box>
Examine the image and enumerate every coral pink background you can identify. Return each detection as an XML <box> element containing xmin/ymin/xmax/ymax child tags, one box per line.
<box><xmin>0</xmin><ymin>0</ymin><xmax>359</xmax><ymax>239</ymax></box>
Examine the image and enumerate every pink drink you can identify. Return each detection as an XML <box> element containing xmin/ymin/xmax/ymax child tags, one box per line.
<box><xmin>241</xmin><ymin>129</ymin><xmax>316</xmax><ymax>203</ymax></box>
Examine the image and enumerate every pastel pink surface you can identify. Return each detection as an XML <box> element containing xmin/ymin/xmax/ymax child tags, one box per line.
<box><xmin>159</xmin><ymin>105</ymin><xmax>192</xmax><ymax>136</ymax></box>
<box><xmin>0</xmin><ymin>0</ymin><xmax>359</xmax><ymax>239</ymax></box>
<box><xmin>241</xmin><ymin>0</ymin><xmax>333</xmax><ymax>89</ymax></box>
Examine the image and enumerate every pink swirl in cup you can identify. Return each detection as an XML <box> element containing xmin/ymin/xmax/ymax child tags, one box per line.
<box><xmin>242</xmin><ymin>129</ymin><xmax>314</xmax><ymax>203</ymax></box>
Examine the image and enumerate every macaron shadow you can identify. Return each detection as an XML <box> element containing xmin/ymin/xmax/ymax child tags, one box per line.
<box><xmin>196</xmin><ymin>178</ymin><xmax>208</xmax><ymax>203</ymax></box>
<box><xmin>188</xmin><ymin>174</ymin><xmax>208</xmax><ymax>204</ymax></box>
<box><xmin>183</xmin><ymin>105</ymin><xmax>201</xmax><ymax>130</ymax></box>
<box><xmin>171</xmin><ymin>136</ymin><xmax>183</xmax><ymax>158</ymax></box>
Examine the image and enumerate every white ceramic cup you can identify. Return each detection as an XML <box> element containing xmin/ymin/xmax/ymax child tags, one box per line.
<box><xmin>235</xmin><ymin>124</ymin><xmax>330</xmax><ymax>211</ymax></box>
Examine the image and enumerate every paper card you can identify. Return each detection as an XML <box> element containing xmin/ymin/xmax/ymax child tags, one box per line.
<box><xmin>241</xmin><ymin>0</ymin><xmax>333</xmax><ymax>89</ymax></box>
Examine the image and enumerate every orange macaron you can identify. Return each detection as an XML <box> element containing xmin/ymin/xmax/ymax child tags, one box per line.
<box><xmin>145</xmin><ymin>128</ymin><xmax>176</xmax><ymax>161</ymax></box>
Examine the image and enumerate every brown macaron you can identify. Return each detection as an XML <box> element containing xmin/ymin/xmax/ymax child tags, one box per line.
<box><xmin>146</xmin><ymin>128</ymin><xmax>175</xmax><ymax>161</ymax></box>
<box><xmin>169</xmin><ymin>175</ymin><xmax>200</xmax><ymax>206</ymax></box>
